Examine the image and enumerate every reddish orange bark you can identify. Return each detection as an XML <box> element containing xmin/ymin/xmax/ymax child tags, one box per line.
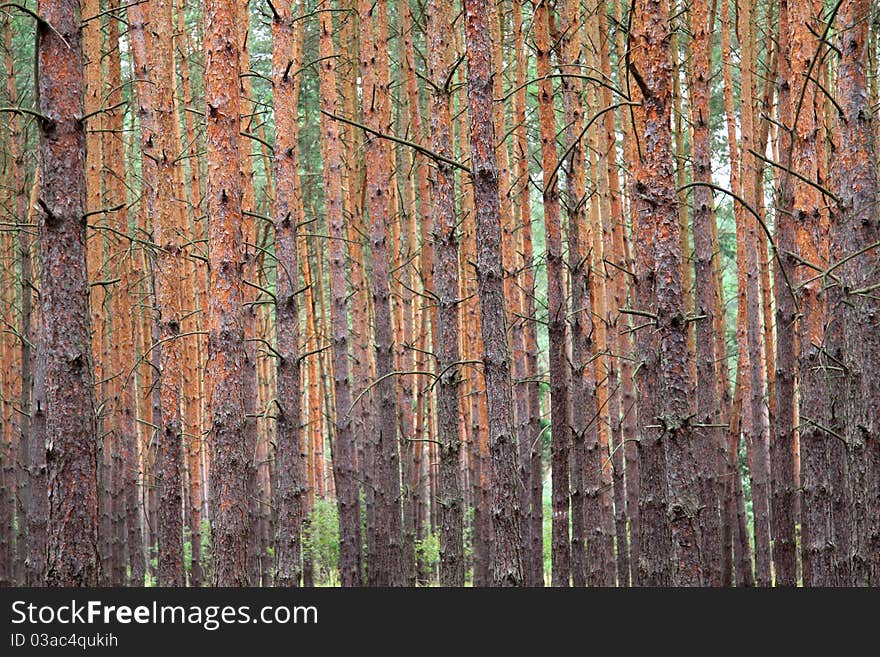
<box><xmin>37</xmin><ymin>0</ymin><xmax>99</xmax><ymax>585</ymax></box>
<box><xmin>205</xmin><ymin>0</ymin><xmax>250</xmax><ymax>585</ymax></box>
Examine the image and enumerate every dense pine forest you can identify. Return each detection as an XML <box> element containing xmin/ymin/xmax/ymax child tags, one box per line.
<box><xmin>0</xmin><ymin>0</ymin><xmax>877</xmax><ymax>588</ymax></box>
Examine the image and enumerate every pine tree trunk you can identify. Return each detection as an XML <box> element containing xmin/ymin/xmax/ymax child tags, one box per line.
<box><xmin>786</xmin><ymin>0</ymin><xmax>839</xmax><ymax>587</ymax></box>
<box><xmin>830</xmin><ymin>0</ymin><xmax>880</xmax><ymax>587</ymax></box>
<box><xmin>464</xmin><ymin>0</ymin><xmax>523</xmax><ymax>587</ymax></box>
<box><xmin>150</xmin><ymin>0</ymin><xmax>186</xmax><ymax>587</ymax></box>
<box><xmin>688</xmin><ymin>0</ymin><xmax>724</xmax><ymax>586</ymax></box>
<box><xmin>125</xmin><ymin>0</ymin><xmax>157</xmax><ymax>588</ymax></box>
<box><xmin>104</xmin><ymin>2</ymin><xmax>135</xmax><ymax>586</ymax></box>
<box><xmin>534</xmin><ymin>0</ymin><xmax>570</xmax><ymax>587</ymax></box>
<box><xmin>736</xmin><ymin>0</ymin><xmax>773</xmax><ymax>587</ymax></box>
<box><xmin>427</xmin><ymin>0</ymin><xmax>465</xmax><ymax>587</ymax></box>
<box><xmin>630</xmin><ymin>0</ymin><xmax>702</xmax><ymax>586</ymax></box>
<box><xmin>272</xmin><ymin>0</ymin><xmax>305</xmax><ymax>587</ymax></box>
<box><xmin>769</xmin><ymin>0</ymin><xmax>798</xmax><ymax>588</ymax></box>
<box><xmin>5</xmin><ymin>18</ymin><xmax>31</xmax><ymax>585</ymax></box>
<box><xmin>37</xmin><ymin>0</ymin><xmax>99</xmax><ymax>586</ymax></box>
<box><xmin>205</xmin><ymin>0</ymin><xmax>250</xmax><ymax>586</ymax></box>
<box><xmin>82</xmin><ymin>0</ymin><xmax>108</xmax><ymax>586</ymax></box>
<box><xmin>318</xmin><ymin>7</ymin><xmax>363</xmax><ymax>587</ymax></box>
<box><xmin>511</xmin><ymin>0</ymin><xmax>544</xmax><ymax>586</ymax></box>
<box><xmin>357</xmin><ymin>0</ymin><xmax>403</xmax><ymax>586</ymax></box>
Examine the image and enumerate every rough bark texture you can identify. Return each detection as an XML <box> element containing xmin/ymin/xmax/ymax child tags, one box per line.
<box><xmin>205</xmin><ymin>0</ymin><xmax>250</xmax><ymax>586</ymax></box>
<box><xmin>787</xmin><ymin>0</ymin><xmax>838</xmax><ymax>587</ymax></box>
<box><xmin>104</xmin><ymin>1</ymin><xmax>136</xmax><ymax>586</ymax></box>
<box><xmin>737</xmin><ymin>0</ymin><xmax>772</xmax><ymax>587</ymax></box>
<box><xmin>318</xmin><ymin>6</ymin><xmax>362</xmax><ymax>587</ymax></box>
<box><xmin>124</xmin><ymin>0</ymin><xmax>154</xmax><ymax>587</ymax></box>
<box><xmin>272</xmin><ymin>0</ymin><xmax>305</xmax><ymax>587</ymax></box>
<box><xmin>152</xmin><ymin>0</ymin><xmax>185</xmax><ymax>587</ymax></box>
<box><xmin>630</xmin><ymin>0</ymin><xmax>702</xmax><ymax>587</ymax></box>
<box><xmin>464</xmin><ymin>0</ymin><xmax>523</xmax><ymax>587</ymax></box>
<box><xmin>358</xmin><ymin>0</ymin><xmax>403</xmax><ymax>587</ymax></box>
<box><xmin>4</xmin><ymin>18</ymin><xmax>31</xmax><ymax>586</ymax></box>
<box><xmin>688</xmin><ymin>0</ymin><xmax>723</xmax><ymax>586</ymax></box>
<box><xmin>37</xmin><ymin>0</ymin><xmax>99</xmax><ymax>586</ymax></box>
<box><xmin>830</xmin><ymin>0</ymin><xmax>879</xmax><ymax>587</ymax></box>
<box><xmin>560</xmin><ymin>0</ymin><xmax>592</xmax><ymax>588</ymax></box>
<box><xmin>28</xmin><ymin>310</ymin><xmax>48</xmax><ymax>586</ymax></box>
<box><xmin>427</xmin><ymin>0</ymin><xmax>465</xmax><ymax>587</ymax></box>
<box><xmin>512</xmin><ymin>0</ymin><xmax>544</xmax><ymax>586</ymax></box>
<box><xmin>769</xmin><ymin>0</ymin><xmax>798</xmax><ymax>588</ymax></box>
<box><xmin>534</xmin><ymin>0</ymin><xmax>570</xmax><ymax>587</ymax></box>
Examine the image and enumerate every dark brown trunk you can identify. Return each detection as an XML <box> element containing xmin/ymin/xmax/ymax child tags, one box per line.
<box><xmin>787</xmin><ymin>0</ymin><xmax>838</xmax><ymax>587</ymax></box>
<box><xmin>830</xmin><ymin>0</ymin><xmax>879</xmax><ymax>587</ymax></box>
<box><xmin>769</xmin><ymin>0</ymin><xmax>798</xmax><ymax>588</ymax></box>
<box><xmin>37</xmin><ymin>0</ymin><xmax>99</xmax><ymax>586</ymax></box>
<box><xmin>427</xmin><ymin>0</ymin><xmax>465</xmax><ymax>587</ymax></box>
<box><xmin>272</xmin><ymin>0</ymin><xmax>305</xmax><ymax>587</ymax></box>
<box><xmin>464</xmin><ymin>0</ymin><xmax>523</xmax><ymax>587</ymax></box>
<box><xmin>28</xmin><ymin>314</ymin><xmax>47</xmax><ymax>586</ymax></box>
<box><xmin>358</xmin><ymin>0</ymin><xmax>403</xmax><ymax>587</ymax></box>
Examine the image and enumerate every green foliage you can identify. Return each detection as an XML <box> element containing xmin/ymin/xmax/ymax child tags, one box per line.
<box><xmin>303</xmin><ymin>497</ymin><xmax>340</xmax><ymax>586</ymax></box>
<box><xmin>543</xmin><ymin>476</ymin><xmax>552</xmax><ymax>583</ymax></box>
<box><xmin>539</xmin><ymin>416</ymin><xmax>552</xmax><ymax>465</ymax></box>
<box><xmin>463</xmin><ymin>506</ymin><xmax>475</xmax><ymax>584</ymax></box>
<box><xmin>414</xmin><ymin>531</ymin><xmax>441</xmax><ymax>580</ymax></box>
<box><xmin>197</xmin><ymin>518</ymin><xmax>212</xmax><ymax>583</ymax></box>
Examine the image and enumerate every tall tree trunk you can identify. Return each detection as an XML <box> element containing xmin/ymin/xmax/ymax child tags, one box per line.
<box><xmin>736</xmin><ymin>0</ymin><xmax>772</xmax><ymax>587</ymax></box>
<box><xmin>427</xmin><ymin>0</ymin><xmax>465</xmax><ymax>587</ymax></box>
<box><xmin>234</xmin><ymin>0</ymin><xmax>263</xmax><ymax>587</ymax></box>
<box><xmin>125</xmin><ymin>0</ymin><xmax>155</xmax><ymax>586</ymax></box>
<box><xmin>534</xmin><ymin>0</ymin><xmax>570</xmax><ymax>587</ymax></box>
<box><xmin>463</xmin><ymin>0</ymin><xmax>523</xmax><ymax>587</ymax></box>
<box><xmin>104</xmin><ymin>1</ymin><xmax>136</xmax><ymax>586</ymax></box>
<box><xmin>357</xmin><ymin>0</ymin><xmax>403</xmax><ymax>586</ymax></box>
<box><xmin>770</xmin><ymin>0</ymin><xmax>798</xmax><ymax>588</ymax></box>
<box><xmin>560</xmin><ymin>0</ymin><xmax>590</xmax><ymax>588</ymax></box>
<box><xmin>593</xmin><ymin>0</ymin><xmax>631</xmax><ymax>587</ymax></box>
<box><xmin>205</xmin><ymin>0</ymin><xmax>250</xmax><ymax>585</ymax></box>
<box><xmin>175</xmin><ymin>0</ymin><xmax>206</xmax><ymax>587</ymax></box>
<box><xmin>151</xmin><ymin>0</ymin><xmax>186</xmax><ymax>587</ymax></box>
<box><xmin>82</xmin><ymin>0</ymin><xmax>108</xmax><ymax>585</ymax></box>
<box><xmin>511</xmin><ymin>0</ymin><xmax>544</xmax><ymax>586</ymax></box>
<box><xmin>272</xmin><ymin>0</ymin><xmax>305</xmax><ymax>587</ymax></box>
<box><xmin>37</xmin><ymin>0</ymin><xmax>99</xmax><ymax>586</ymax></box>
<box><xmin>787</xmin><ymin>0</ymin><xmax>838</xmax><ymax>587</ymax></box>
<box><xmin>616</xmin><ymin>0</ymin><xmax>641</xmax><ymax>576</ymax></box>
<box><xmin>830</xmin><ymin>0</ymin><xmax>879</xmax><ymax>587</ymax></box>
<box><xmin>688</xmin><ymin>0</ymin><xmax>724</xmax><ymax>586</ymax></box>
<box><xmin>630</xmin><ymin>0</ymin><xmax>702</xmax><ymax>586</ymax></box>
<box><xmin>396</xmin><ymin>0</ymin><xmax>427</xmax><ymax>586</ymax></box>
<box><xmin>5</xmin><ymin>16</ymin><xmax>31</xmax><ymax>586</ymax></box>
<box><xmin>318</xmin><ymin>5</ymin><xmax>363</xmax><ymax>587</ymax></box>
<box><xmin>584</xmin><ymin>0</ymin><xmax>618</xmax><ymax>586</ymax></box>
